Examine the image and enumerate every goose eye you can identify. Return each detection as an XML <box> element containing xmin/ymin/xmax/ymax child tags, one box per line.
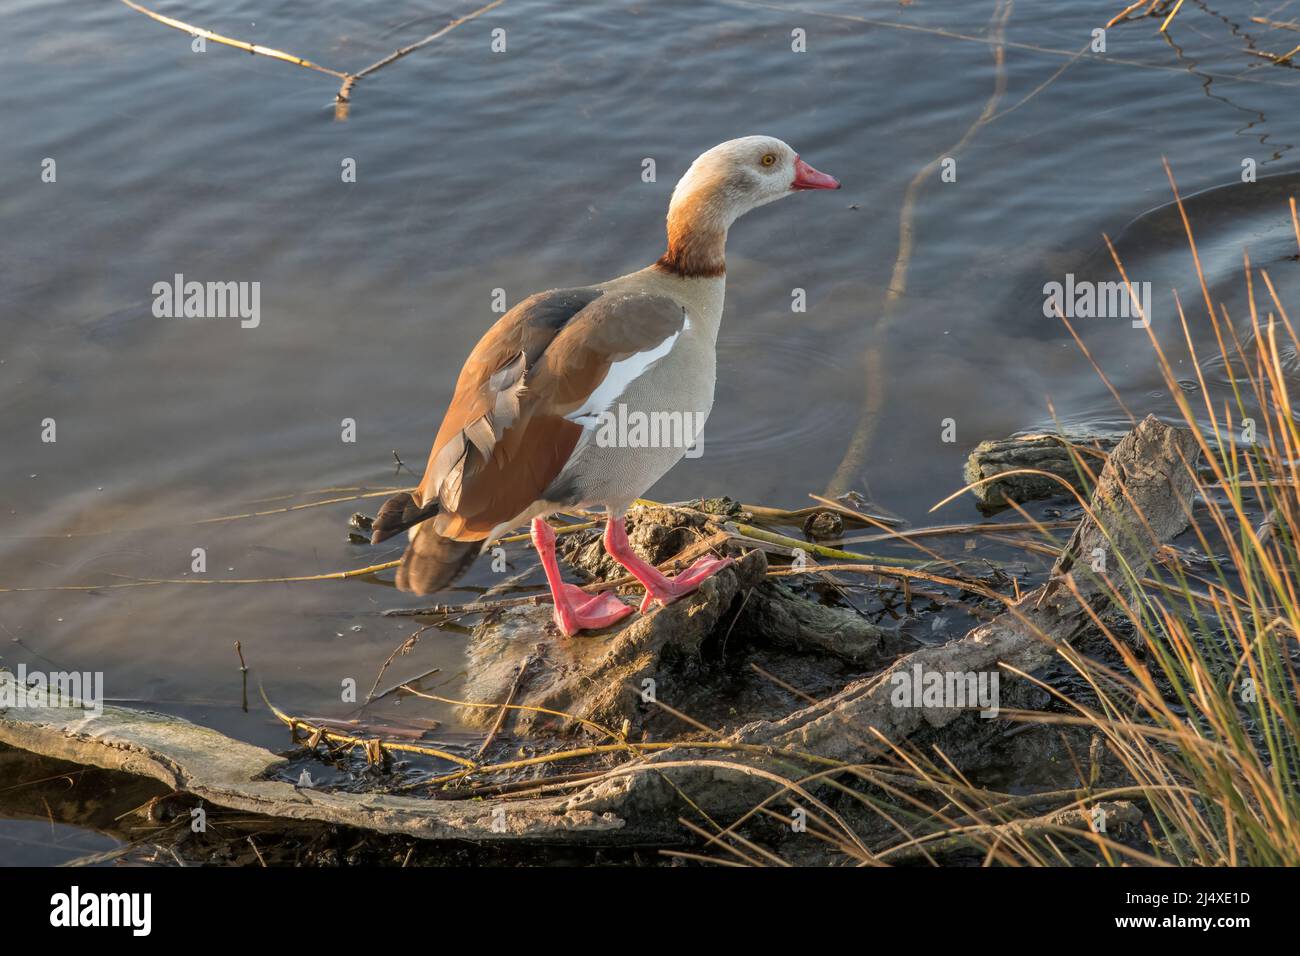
<box><xmin>760</xmin><ymin>153</ymin><xmax>777</xmax><ymax>167</ymax></box>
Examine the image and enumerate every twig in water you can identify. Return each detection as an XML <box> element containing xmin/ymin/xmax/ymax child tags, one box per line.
<box><xmin>234</xmin><ymin>641</ymin><xmax>248</xmax><ymax>713</ymax></box>
<box><xmin>117</xmin><ymin>0</ymin><xmax>507</xmax><ymax>117</ymax></box>
<box><xmin>1159</xmin><ymin>0</ymin><xmax>1186</xmax><ymax>33</ymax></box>
<box><xmin>1256</xmin><ymin>43</ymin><xmax>1300</xmax><ymax>65</ymax></box>
<box><xmin>246</xmin><ymin>836</ymin><xmax>267</xmax><ymax>867</ymax></box>
<box><xmin>823</xmin><ymin>0</ymin><xmax>1013</xmax><ymax>498</ymax></box>
<box><xmin>481</xmin><ymin>563</ymin><xmax>542</xmax><ymax>600</ymax></box>
<box><xmin>381</xmin><ymin>594</ymin><xmax>542</xmax><ymax>618</ymax></box>
<box><xmin>391</xmin><ymin>451</ymin><xmax>420</xmax><ymax>480</ymax></box>
<box><xmin>368</xmin><ymin>666</ymin><xmax>442</xmax><ymax>706</ymax></box>
<box><xmin>1250</xmin><ymin>16</ymin><xmax>1300</xmax><ymax>33</ymax></box>
<box><xmin>365</xmin><ymin>625</ymin><xmax>437</xmax><ymax>702</ymax></box>
<box><xmin>118</xmin><ymin>0</ymin><xmax>349</xmax><ymax>79</ymax></box>
<box><xmin>351</xmin><ymin>0</ymin><xmax>507</xmax><ymax>81</ymax></box>
<box><xmin>1106</xmin><ymin>0</ymin><xmax>1160</xmax><ymax>29</ymax></box>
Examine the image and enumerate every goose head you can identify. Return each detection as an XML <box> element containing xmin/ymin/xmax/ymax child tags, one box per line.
<box><xmin>659</xmin><ymin>136</ymin><xmax>840</xmax><ymax>277</ymax></box>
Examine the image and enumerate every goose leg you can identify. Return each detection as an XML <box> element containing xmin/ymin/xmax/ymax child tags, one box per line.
<box><xmin>531</xmin><ymin>518</ymin><xmax>632</xmax><ymax>637</ymax></box>
<box><xmin>603</xmin><ymin>513</ymin><xmax>734</xmax><ymax>614</ymax></box>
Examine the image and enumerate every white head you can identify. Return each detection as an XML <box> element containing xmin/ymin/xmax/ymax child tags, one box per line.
<box><xmin>658</xmin><ymin>135</ymin><xmax>840</xmax><ymax>278</ymax></box>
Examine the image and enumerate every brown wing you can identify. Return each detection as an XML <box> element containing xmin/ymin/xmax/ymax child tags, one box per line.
<box><xmin>419</xmin><ymin>289</ymin><xmax>688</xmax><ymax>542</ymax></box>
<box><xmin>413</xmin><ymin>287</ymin><xmax>601</xmax><ymax>514</ymax></box>
<box><xmin>527</xmin><ymin>291</ymin><xmax>690</xmax><ymax>412</ymax></box>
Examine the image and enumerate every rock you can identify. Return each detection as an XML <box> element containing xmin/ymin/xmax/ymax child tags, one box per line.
<box><xmin>802</xmin><ymin>510</ymin><xmax>844</xmax><ymax>540</ymax></box>
<box><xmin>688</xmin><ymin>496</ymin><xmax>744</xmax><ymax>517</ymax></box>
<box><xmin>963</xmin><ymin>432</ymin><xmax>1120</xmax><ymax>512</ymax></box>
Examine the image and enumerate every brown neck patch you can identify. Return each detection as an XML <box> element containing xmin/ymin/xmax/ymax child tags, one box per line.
<box><xmin>654</xmin><ymin>244</ymin><xmax>726</xmax><ymax>279</ymax></box>
<box><xmin>653</xmin><ymin>192</ymin><xmax>727</xmax><ymax>278</ymax></box>
<box><xmin>654</xmin><ymin>223</ymin><xmax>727</xmax><ymax>278</ymax></box>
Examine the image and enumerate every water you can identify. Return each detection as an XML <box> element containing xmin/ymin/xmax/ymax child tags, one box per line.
<box><xmin>3</xmin><ymin>0</ymin><xmax>1300</xmax><ymax>862</ymax></box>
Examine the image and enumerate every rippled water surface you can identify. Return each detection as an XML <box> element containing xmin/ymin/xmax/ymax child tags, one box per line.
<box><xmin>4</xmin><ymin>0</ymin><xmax>1300</xmax><ymax>861</ymax></box>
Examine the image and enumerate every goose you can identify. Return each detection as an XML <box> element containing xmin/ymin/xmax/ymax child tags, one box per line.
<box><xmin>372</xmin><ymin>135</ymin><xmax>840</xmax><ymax>635</ymax></box>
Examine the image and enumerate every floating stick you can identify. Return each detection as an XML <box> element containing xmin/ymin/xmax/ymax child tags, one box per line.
<box><xmin>117</xmin><ymin>0</ymin><xmax>508</xmax><ymax>118</ymax></box>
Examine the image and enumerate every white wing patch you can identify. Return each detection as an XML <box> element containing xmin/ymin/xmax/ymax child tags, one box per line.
<box><xmin>566</xmin><ymin>311</ymin><xmax>688</xmax><ymax>427</ymax></box>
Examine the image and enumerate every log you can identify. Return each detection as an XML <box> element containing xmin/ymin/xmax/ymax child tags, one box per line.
<box><xmin>567</xmin><ymin>416</ymin><xmax>1199</xmax><ymax>819</ymax></box>
<box><xmin>459</xmin><ymin>549</ymin><xmax>769</xmax><ymax>736</ymax></box>
<box><xmin>733</xmin><ymin>578</ymin><xmax>911</xmax><ymax>665</ymax></box>
<box><xmin>0</xmin><ymin>672</ymin><xmax>654</xmax><ymax>843</ymax></box>
<box><xmin>461</xmin><ymin>501</ymin><xmax>906</xmax><ymax>736</ymax></box>
<box><xmin>563</xmin><ymin>504</ymin><xmax>904</xmax><ymax>659</ymax></box>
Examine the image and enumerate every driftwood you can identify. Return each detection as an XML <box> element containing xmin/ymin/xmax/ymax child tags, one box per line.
<box><xmin>0</xmin><ymin>416</ymin><xmax>1197</xmax><ymax>848</ymax></box>
<box><xmin>0</xmin><ymin>672</ymin><xmax>655</xmax><ymax>843</ymax></box>
<box><xmin>567</xmin><ymin>416</ymin><xmax>1198</xmax><ymax>819</ymax></box>
<box><xmin>558</xmin><ymin>503</ymin><xmax>905</xmax><ymax>667</ymax></box>
<box><xmin>459</xmin><ymin>506</ymin><xmax>909</xmax><ymax>738</ymax></box>
<box><xmin>460</xmin><ymin>549</ymin><xmax>769</xmax><ymax>735</ymax></box>
<box><xmin>733</xmin><ymin>578</ymin><xmax>908</xmax><ymax>665</ymax></box>
<box><xmin>964</xmin><ymin>432</ymin><xmax>1121</xmax><ymax>511</ymax></box>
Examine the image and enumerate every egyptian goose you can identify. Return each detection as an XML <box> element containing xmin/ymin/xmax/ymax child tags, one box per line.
<box><xmin>373</xmin><ymin>136</ymin><xmax>840</xmax><ymax>635</ymax></box>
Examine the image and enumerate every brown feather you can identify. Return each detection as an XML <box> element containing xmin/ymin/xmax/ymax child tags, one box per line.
<box><xmin>529</xmin><ymin>294</ymin><xmax>690</xmax><ymax>410</ymax></box>
<box><xmin>415</xmin><ymin>288</ymin><xmax>604</xmax><ymax>510</ymax></box>
<box><xmin>391</xmin><ymin>289</ymin><xmax>689</xmax><ymax>594</ymax></box>
<box><xmin>395</xmin><ymin>526</ymin><xmax>481</xmax><ymax>595</ymax></box>
<box><xmin>371</xmin><ymin>491</ymin><xmax>438</xmax><ymax>545</ymax></box>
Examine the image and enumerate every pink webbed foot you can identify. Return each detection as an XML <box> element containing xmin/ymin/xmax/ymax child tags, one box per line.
<box><xmin>530</xmin><ymin>516</ymin><xmax>632</xmax><ymax>637</ymax></box>
<box><xmin>635</xmin><ymin>555</ymin><xmax>734</xmax><ymax>613</ymax></box>
<box><xmin>550</xmin><ymin>582</ymin><xmax>634</xmax><ymax>637</ymax></box>
<box><xmin>601</xmin><ymin>515</ymin><xmax>734</xmax><ymax>613</ymax></box>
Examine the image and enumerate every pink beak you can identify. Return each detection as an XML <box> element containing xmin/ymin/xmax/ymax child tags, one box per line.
<box><xmin>791</xmin><ymin>156</ymin><xmax>841</xmax><ymax>191</ymax></box>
